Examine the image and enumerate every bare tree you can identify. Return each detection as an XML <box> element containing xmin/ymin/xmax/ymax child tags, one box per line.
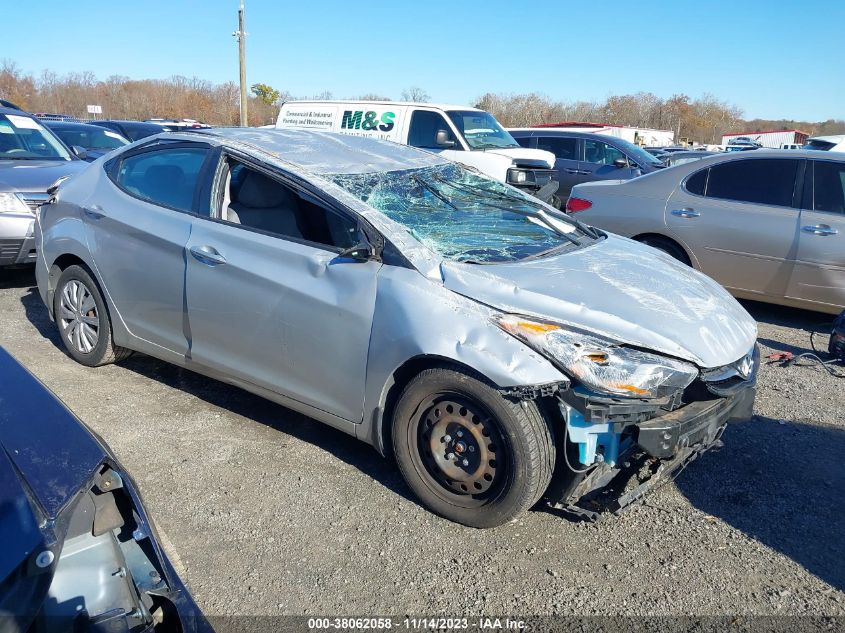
<box><xmin>401</xmin><ymin>86</ymin><xmax>429</xmax><ymax>102</ymax></box>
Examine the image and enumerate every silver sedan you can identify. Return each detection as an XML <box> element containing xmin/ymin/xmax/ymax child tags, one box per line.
<box><xmin>35</xmin><ymin>129</ymin><xmax>757</xmax><ymax>527</ymax></box>
<box><xmin>567</xmin><ymin>149</ymin><xmax>845</xmax><ymax>314</ymax></box>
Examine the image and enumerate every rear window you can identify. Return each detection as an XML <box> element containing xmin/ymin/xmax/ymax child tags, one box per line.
<box><xmin>705</xmin><ymin>159</ymin><xmax>799</xmax><ymax>207</ymax></box>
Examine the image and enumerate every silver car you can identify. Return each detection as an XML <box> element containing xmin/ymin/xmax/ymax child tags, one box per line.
<box><xmin>35</xmin><ymin>129</ymin><xmax>758</xmax><ymax>527</ymax></box>
<box><xmin>567</xmin><ymin>150</ymin><xmax>845</xmax><ymax>314</ymax></box>
<box><xmin>0</xmin><ymin>107</ymin><xmax>87</xmax><ymax>267</ymax></box>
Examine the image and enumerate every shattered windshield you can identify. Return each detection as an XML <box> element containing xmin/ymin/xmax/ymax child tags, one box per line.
<box><xmin>330</xmin><ymin>163</ymin><xmax>594</xmax><ymax>263</ymax></box>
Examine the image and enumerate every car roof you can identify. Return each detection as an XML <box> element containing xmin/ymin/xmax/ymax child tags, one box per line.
<box><xmin>184</xmin><ymin>127</ymin><xmax>448</xmax><ymax>175</ymax></box>
<box><xmin>282</xmin><ymin>100</ymin><xmax>481</xmax><ymax>112</ymax></box>
<box><xmin>0</xmin><ymin>106</ymin><xmax>35</xmax><ymax>117</ymax></box>
<box><xmin>43</xmin><ymin>120</ymin><xmax>113</xmax><ymax>131</ymax></box>
<box><xmin>508</xmin><ymin>129</ymin><xmax>636</xmax><ymax>144</ymax></box>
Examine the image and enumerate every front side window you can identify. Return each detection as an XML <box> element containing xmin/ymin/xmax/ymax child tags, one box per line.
<box><xmin>514</xmin><ymin>136</ymin><xmax>532</xmax><ymax>149</ymax></box>
<box><xmin>0</xmin><ymin>114</ymin><xmax>72</xmax><ymax>161</ymax></box>
<box><xmin>330</xmin><ymin>162</ymin><xmax>596</xmax><ymax>263</ymax></box>
<box><xmin>584</xmin><ymin>139</ymin><xmax>626</xmax><ymax>166</ymax></box>
<box><xmin>446</xmin><ymin>110</ymin><xmax>520</xmax><ymax>150</ymax></box>
<box><xmin>706</xmin><ymin>159</ymin><xmax>799</xmax><ymax>207</ymax></box>
<box><xmin>115</xmin><ymin>146</ymin><xmax>209</xmax><ymax>213</ymax></box>
<box><xmin>408</xmin><ymin>111</ymin><xmax>456</xmax><ymax>149</ymax></box>
<box><xmin>219</xmin><ymin>160</ymin><xmax>359</xmax><ymax>250</ymax></box>
<box><xmin>537</xmin><ymin>137</ymin><xmax>578</xmax><ymax>160</ymax></box>
<box><xmin>811</xmin><ymin>161</ymin><xmax>845</xmax><ymax>214</ymax></box>
<box><xmin>685</xmin><ymin>169</ymin><xmax>708</xmax><ymax>195</ymax></box>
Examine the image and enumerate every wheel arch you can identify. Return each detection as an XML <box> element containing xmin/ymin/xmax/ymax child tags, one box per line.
<box><xmin>631</xmin><ymin>232</ymin><xmax>698</xmax><ymax>268</ymax></box>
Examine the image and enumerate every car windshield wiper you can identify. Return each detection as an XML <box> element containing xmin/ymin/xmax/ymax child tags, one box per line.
<box><xmin>411</xmin><ymin>174</ymin><xmax>459</xmax><ymax>211</ymax></box>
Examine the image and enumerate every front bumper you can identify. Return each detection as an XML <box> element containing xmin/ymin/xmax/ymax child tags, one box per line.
<box><xmin>0</xmin><ymin>214</ymin><xmax>37</xmax><ymax>266</ymax></box>
<box><xmin>547</xmin><ymin>385</ymin><xmax>755</xmax><ymax>520</ymax></box>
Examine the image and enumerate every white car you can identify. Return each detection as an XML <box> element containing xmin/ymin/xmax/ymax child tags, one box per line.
<box><xmin>805</xmin><ymin>135</ymin><xmax>845</xmax><ymax>152</ymax></box>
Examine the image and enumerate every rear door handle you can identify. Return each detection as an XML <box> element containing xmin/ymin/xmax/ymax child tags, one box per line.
<box><xmin>802</xmin><ymin>224</ymin><xmax>838</xmax><ymax>236</ymax></box>
<box><xmin>82</xmin><ymin>206</ymin><xmax>105</xmax><ymax>220</ymax></box>
<box><xmin>190</xmin><ymin>245</ymin><xmax>227</xmax><ymax>266</ymax></box>
<box><xmin>671</xmin><ymin>208</ymin><xmax>700</xmax><ymax>218</ymax></box>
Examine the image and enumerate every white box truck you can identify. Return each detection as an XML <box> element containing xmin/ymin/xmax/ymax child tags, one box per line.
<box><xmin>276</xmin><ymin>101</ymin><xmax>559</xmax><ymax>203</ymax></box>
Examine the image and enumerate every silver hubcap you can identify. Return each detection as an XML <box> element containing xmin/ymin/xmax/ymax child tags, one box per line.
<box><xmin>59</xmin><ymin>280</ymin><xmax>99</xmax><ymax>354</ymax></box>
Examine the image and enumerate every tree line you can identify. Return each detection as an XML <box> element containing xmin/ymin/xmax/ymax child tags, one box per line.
<box><xmin>2</xmin><ymin>61</ymin><xmax>842</xmax><ymax>142</ymax></box>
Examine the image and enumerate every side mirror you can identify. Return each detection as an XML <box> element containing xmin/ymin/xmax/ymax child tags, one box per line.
<box><xmin>435</xmin><ymin>130</ymin><xmax>456</xmax><ymax>148</ymax></box>
<box><xmin>337</xmin><ymin>242</ymin><xmax>373</xmax><ymax>262</ymax></box>
<box><xmin>613</xmin><ymin>158</ymin><xmax>628</xmax><ymax>169</ymax></box>
<box><xmin>71</xmin><ymin>145</ymin><xmax>89</xmax><ymax>160</ymax></box>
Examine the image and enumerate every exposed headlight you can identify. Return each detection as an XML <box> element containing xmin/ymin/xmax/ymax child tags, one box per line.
<box><xmin>506</xmin><ymin>168</ymin><xmax>533</xmax><ymax>185</ymax></box>
<box><xmin>0</xmin><ymin>192</ymin><xmax>30</xmax><ymax>214</ymax></box>
<box><xmin>496</xmin><ymin>315</ymin><xmax>698</xmax><ymax>399</ymax></box>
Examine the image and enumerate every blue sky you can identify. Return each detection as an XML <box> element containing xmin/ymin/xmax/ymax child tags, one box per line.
<box><xmin>4</xmin><ymin>0</ymin><xmax>843</xmax><ymax>121</ymax></box>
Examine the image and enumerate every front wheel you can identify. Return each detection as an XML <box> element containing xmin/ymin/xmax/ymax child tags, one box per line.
<box><xmin>392</xmin><ymin>367</ymin><xmax>555</xmax><ymax>528</ymax></box>
<box><xmin>53</xmin><ymin>265</ymin><xmax>130</xmax><ymax>367</ymax></box>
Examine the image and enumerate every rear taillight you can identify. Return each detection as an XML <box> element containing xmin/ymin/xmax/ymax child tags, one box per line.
<box><xmin>565</xmin><ymin>197</ymin><xmax>593</xmax><ymax>213</ymax></box>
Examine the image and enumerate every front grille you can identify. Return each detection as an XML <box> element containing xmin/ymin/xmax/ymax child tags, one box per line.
<box><xmin>18</xmin><ymin>192</ymin><xmax>50</xmax><ymax>211</ymax></box>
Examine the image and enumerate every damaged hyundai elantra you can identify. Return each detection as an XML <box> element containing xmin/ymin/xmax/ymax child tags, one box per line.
<box><xmin>35</xmin><ymin>128</ymin><xmax>758</xmax><ymax>527</ymax></box>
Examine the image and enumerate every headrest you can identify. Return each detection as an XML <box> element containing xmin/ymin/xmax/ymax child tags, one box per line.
<box><xmin>237</xmin><ymin>171</ymin><xmax>295</xmax><ymax>208</ymax></box>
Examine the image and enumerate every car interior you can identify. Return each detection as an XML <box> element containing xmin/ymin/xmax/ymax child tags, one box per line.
<box><xmin>219</xmin><ymin>160</ymin><xmax>359</xmax><ymax>249</ymax></box>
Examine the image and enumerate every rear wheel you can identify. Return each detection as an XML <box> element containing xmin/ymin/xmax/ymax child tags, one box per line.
<box><xmin>637</xmin><ymin>235</ymin><xmax>691</xmax><ymax>266</ymax></box>
<box><xmin>392</xmin><ymin>367</ymin><xmax>554</xmax><ymax>528</ymax></box>
<box><xmin>53</xmin><ymin>265</ymin><xmax>130</xmax><ymax>367</ymax></box>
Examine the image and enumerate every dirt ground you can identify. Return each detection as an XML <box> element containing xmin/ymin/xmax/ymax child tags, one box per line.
<box><xmin>1</xmin><ymin>267</ymin><xmax>842</xmax><ymax>617</ymax></box>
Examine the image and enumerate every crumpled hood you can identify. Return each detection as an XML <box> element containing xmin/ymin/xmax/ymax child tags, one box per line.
<box><xmin>481</xmin><ymin>147</ymin><xmax>555</xmax><ymax>169</ymax></box>
<box><xmin>440</xmin><ymin>235</ymin><xmax>757</xmax><ymax>368</ymax></box>
<box><xmin>0</xmin><ymin>160</ymin><xmax>87</xmax><ymax>192</ymax></box>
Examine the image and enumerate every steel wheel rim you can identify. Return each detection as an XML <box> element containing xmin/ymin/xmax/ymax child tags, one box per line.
<box><xmin>58</xmin><ymin>280</ymin><xmax>100</xmax><ymax>354</ymax></box>
<box><xmin>411</xmin><ymin>394</ymin><xmax>506</xmax><ymax>503</ymax></box>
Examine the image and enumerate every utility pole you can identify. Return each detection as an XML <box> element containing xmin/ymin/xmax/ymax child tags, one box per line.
<box><xmin>233</xmin><ymin>0</ymin><xmax>248</xmax><ymax>126</ymax></box>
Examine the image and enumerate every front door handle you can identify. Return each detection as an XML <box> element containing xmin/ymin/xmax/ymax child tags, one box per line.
<box><xmin>564</xmin><ymin>169</ymin><xmax>580</xmax><ymax>174</ymax></box>
<box><xmin>190</xmin><ymin>245</ymin><xmax>227</xmax><ymax>266</ymax></box>
<box><xmin>802</xmin><ymin>224</ymin><xmax>839</xmax><ymax>236</ymax></box>
<box><xmin>671</xmin><ymin>208</ymin><xmax>700</xmax><ymax>218</ymax></box>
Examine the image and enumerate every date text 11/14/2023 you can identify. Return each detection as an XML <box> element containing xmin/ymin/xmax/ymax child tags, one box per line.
<box><xmin>307</xmin><ymin>617</ymin><xmax>527</xmax><ymax>630</ymax></box>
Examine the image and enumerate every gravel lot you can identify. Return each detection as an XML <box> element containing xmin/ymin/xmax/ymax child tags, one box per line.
<box><xmin>1</xmin><ymin>267</ymin><xmax>842</xmax><ymax>618</ymax></box>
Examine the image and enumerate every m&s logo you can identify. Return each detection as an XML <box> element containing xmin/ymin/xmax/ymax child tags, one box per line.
<box><xmin>341</xmin><ymin>110</ymin><xmax>395</xmax><ymax>132</ymax></box>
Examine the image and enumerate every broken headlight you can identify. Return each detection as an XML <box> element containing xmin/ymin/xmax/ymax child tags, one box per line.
<box><xmin>496</xmin><ymin>315</ymin><xmax>698</xmax><ymax>399</ymax></box>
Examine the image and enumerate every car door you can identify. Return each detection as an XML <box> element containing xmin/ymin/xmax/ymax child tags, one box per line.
<box><xmin>664</xmin><ymin>157</ymin><xmax>801</xmax><ymax>298</ymax></box>
<box><xmin>184</xmin><ymin>154</ymin><xmax>381</xmax><ymax>423</ymax></box>
<box><xmin>789</xmin><ymin>159</ymin><xmax>845</xmax><ymax>309</ymax></box>
<box><xmin>580</xmin><ymin>138</ymin><xmax>639</xmax><ymax>184</ymax></box>
<box><xmin>84</xmin><ymin>140</ymin><xmax>214</xmax><ymax>357</ymax></box>
<box><xmin>535</xmin><ymin>135</ymin><xmax>582</xmax><ymax>197</ymax></box>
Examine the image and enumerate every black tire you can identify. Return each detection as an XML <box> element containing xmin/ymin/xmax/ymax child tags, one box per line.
<box><xmin>53</xmin><ymin>265</ymin><xmax>131</xmax><ymax>367</ymax></box>
<box><xmin>638</xmin><ymin>235</ymin><xmax>691</xmax><ymax>266</ymax></box>
<box><xmin>392</xmin><ymin>367</ymin><xmax>555</xmax><ymax>528</ymax></box>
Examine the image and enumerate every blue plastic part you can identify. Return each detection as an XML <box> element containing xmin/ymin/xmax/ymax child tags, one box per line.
<box><xmin>562</xmin><ymin>403</ymin><xmax>621</xmax><ymax>467</ymax></box>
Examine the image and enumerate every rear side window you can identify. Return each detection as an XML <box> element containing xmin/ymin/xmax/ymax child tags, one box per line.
<box><xmin>705</xmin><ymin>159</ymin><xmax>799</xmax><ymax>207</ymax></box>
<box><xmin>115</xmin><ymin>147</ymin><xmax>208</xmax><ymax>213</ymax></box>
<box><xmin>811</xmin><ymin>161</ymin><xmax>845</xmax><ymax>214</ymax></box>
<box><xmin>685</xmin><ymin>169</ymin><xmax>708</xmax><ymax>195</ymax></box>
<box><xmin>537</xmin><ymin>137</ymin><xmax>578</xmax><ymax>160</ymax></box>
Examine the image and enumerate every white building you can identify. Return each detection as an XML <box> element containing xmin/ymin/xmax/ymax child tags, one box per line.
<box><xmin>722</xmin><ymin>129</ymin><xmax>809</xmax><ymax>148</ymax></box>
<box><xmin>531</xmin><ymin>122</ymin><xmax>675</xmax><ymax>147</ymax></box>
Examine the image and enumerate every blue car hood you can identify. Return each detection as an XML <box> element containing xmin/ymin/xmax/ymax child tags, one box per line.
<box><xmin>0</xmin><ymin>347</ymin><xmax>106</xmax><ymax>521</ymax></box>
<box><xmin>440</xmin><ymin>235</ymin><xmax>758</xmax><ymax>369</ymax></box>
